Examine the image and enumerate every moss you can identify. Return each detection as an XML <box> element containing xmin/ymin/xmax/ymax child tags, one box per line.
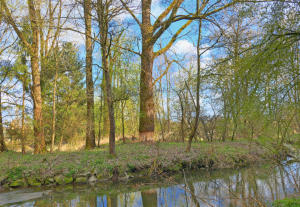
<box><xmin>74</xmin><ymin>177</ymin><xmax>87</xmax><ymax>184</ymax></box>
<box><xmin>9</xmin><ymin>179</ymin><xmax>26</xmax><ymax>188</ymax></box>
<box><xmin>27</xmin><ymin>178</ymin><xmax>42</xmax><ymax>186</ymax></box>
<box><xmin>64</xmin><ymin>176</ymin><xmax>73</xmax><ymax>184</ymax></box>
<box><xmin>54</xmin><ymin>176</ymin><xmax>63</xmax><ymax>185</ymax></box>
<box><xmin>54</xmin><ymin>175</ymin><xmax>73</xmax><ymax>185</ymax></box>
<box><xmin>44</xmin><ymin>177</ymin><xmax>55</xmax><ymax>185</ymax></box>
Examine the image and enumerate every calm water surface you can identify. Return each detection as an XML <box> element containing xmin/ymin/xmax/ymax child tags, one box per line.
<box><xmin>1</xmin><ymin>161</ymin><xmax>299</xmax><ymax>207</ymax></box>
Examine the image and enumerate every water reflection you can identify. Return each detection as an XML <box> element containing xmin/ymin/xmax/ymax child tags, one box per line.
<box><xmin>3</xmin><ymin>162</ymin><xmax>299</xmax><ymax>207</ymax></box>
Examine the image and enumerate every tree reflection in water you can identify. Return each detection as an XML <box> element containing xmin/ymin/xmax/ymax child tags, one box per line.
<box><xmin>3</xmin><ymin>162</ymin><xmax>299</xmax><ymax>207</ymax></box>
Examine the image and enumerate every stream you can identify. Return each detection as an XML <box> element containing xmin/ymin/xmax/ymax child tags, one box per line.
<box><xmin>0</xmin><ymin>161</ymin><xmax>299</xmax><ymax>207</ymax></box>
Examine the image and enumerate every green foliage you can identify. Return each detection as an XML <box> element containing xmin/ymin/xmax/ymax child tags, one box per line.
<box><xmin>7</xmin><ymin>166</ymin><xmax>26</xmax><ymax>180</ymax></box>
<box><xmin>273</xmin><ymin>198</ymin><xmax>300</xmax><ymax>207</ymax></box>
<box><xmin>42</xmin><ymin>42</ymin><xmax>86</xmax><ymax>145</ymax></box>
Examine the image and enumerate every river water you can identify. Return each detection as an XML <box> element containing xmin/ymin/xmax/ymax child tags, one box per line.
<box><xmin>1</xmin><ymin>161</ymin><xmax>299</xmax><ymax>207</ymax></box>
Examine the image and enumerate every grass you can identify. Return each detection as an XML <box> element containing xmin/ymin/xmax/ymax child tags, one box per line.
<box><xmin>273</xmin><ymin>197</ymin><xmax>300</xmax><ymax>207</ymax></box>
<box><xmin>0</xmin><ymin>141</ymin><xmax>278</xmax><ymax>189</ymax></box>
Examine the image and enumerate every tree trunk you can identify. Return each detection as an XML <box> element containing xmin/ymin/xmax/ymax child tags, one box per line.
<box><xmin>121</xmin><ymin>101</ymin><xmax>125</xmax><ymax>143</ymax></box>
<box><xmin>103</xmin><ymin>59</ymin><xmax>116</xmax><ymax>155</ymax></box>
<box><xmin>21</xmin><ymin>81</ymin><xmax>26</xmax><ymax>154</ymax></box>
<box><xmin>0</xmin><ymin>89</ymin><xmax>7</xmax><ymax>152</ymax></box>
<box><xmin>102</xmin><ymin>77</ymin><xmax>109</xmax><ymax>138</ymax></box>
<box><xmin>97</xmin><ymin>91</ymin><xmax>103</xmax><ymax>147</ymax></box>
<box><xmin>166</xmin><ymin>72</ymin><xmax>171</xmax><ymax>133</ymax></box>
<box><xmin>50</xmin><ymin>70</ymin><xmax>57</xmax><ymax>152</ymax></box>
<box><xmin>139</xmin><ymin>0</ymin><xmax>155</xmax><ymax>142</ymax></box>
<box><xmin>177</xmin><ymin>91</ymin><xmax>185</xmax><ymax>142</ymax></box>
<box><xmin>31</xmin><ymin>50</ymin><xmax>45</xmax><ymax>154</ymax></box>
<box><xmin>28</xmin><ymin>0</ymin><xmax>46</xmax><ymax>154</ymax></box>
<box><xmin>97</xmin><ymin>0</ymin><xmax>116</xmax><ymax>155</ymax></box>
<box><xmin>84</xmin><ymin>0</ymin><xmax>96</xmax><ymax>149</ymax></box>
<box><xmin>187</xmin><ymin>18</ymin><xmax>202</xmax><ymax>152</ymax></box>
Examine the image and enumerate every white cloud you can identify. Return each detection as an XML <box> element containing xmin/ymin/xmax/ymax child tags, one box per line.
<box><xmin>171</xmin><ymin>40</ymin><xmax>197</xmax><ymax>55</ymax></box>
<box><xmin>151</xmin><ymin>0</ymin><xmax>165</xmax><ymax>18</ymax></box>
<box><xmin>60</xmin><ymin>28</ymin><xmax>85</xmax><ymax>46</ymax></box>
<box><xmin>114</xmin><ymin>0</ymin><xmax>142</xmax><ymax>22</ymax></box>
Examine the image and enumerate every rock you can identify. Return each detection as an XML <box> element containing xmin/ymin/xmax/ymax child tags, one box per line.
<box><xmin>27</xmin><ymin>178</ymin><xmax>42</xmax><ymax>186</ymax></box>
<box><xmin>64</xmin><ymin>176</ymin><xmax>73</xmax><ymax>184</ymax></box>
<box><xmin>54</xmin><ymin>175</ymin><xmax>73</xmax><ymax>185</ymax></box>
<box><xmin>96</xmin><ymin>173</ymin><xmax>102</xmax><ymax>180</ymax></box>
<box><xmin>74</xmin><ymin>177</ymin><xmax>87</xmax><ymax>184</ymax></box>
<box><xmin>88</xmin><ymin>175</ymin><xmax>97</xmax><ymax>183</ymax></box>
<box><xmin>44</xmin><ymin>177</ymin><xmax>55</xmax><ymax>185</ymax></box>
<box><xmin>9</xmin><ymin>179</ymin><xmax>26</xmax><ymax>188</ymax></box>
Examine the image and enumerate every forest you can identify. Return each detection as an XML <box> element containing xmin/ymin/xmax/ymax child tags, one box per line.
<box><xmin>0</xmin><ymin>0</ymin><xmax>299</xmax><ymax>206</ymax></box>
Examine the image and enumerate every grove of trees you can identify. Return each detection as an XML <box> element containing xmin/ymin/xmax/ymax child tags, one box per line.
<box><xmin>0</xmin><ymin>0</ymin><xmax>299</xmax><ymax>154</ymax></box>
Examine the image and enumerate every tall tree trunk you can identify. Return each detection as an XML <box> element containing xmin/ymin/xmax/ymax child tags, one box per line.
<box><xmin>177</xmin><ymin>91</ymin><xmax>185</xmax><ymax>142</ymax></box>
<box><xmin>98</xmin><ymin>0</ymin><xmax>116</xmax><ymax>155</ymax></box>
<box><xmin>28</xmin><ymin>0</ymin><xmax>46</xmax><ymax>154</ymax></box>
<box><xmin>0</xmin><ymin>88</ymin><xmax>7</xmax><ymax>152</ymax></box>
<box><xmin>97</xmin><ymin>91</ymin><xmax>103</xmax><ymax>147</ymax></box>
<box><xmin>139</xmin><ymin>0</ymin><xmax>155</xmax><ymax>141</ymax></box>
<box><xmin>50</xmin><ymin>70</ymin><xmax>57</xmax><ymax>152</ymax></box>
<box><xmin>84</xmin><ymin>0</ymin><xmax>96</xmax><ymax>149</ymax></box>
<box><xmin>158</xmin><ymin>78</ymin><xmax>165</xmax><ymax>141</ymax></box>
<box><xmin>187</xmin><ymin>17</ymin><xmax>202</xmax><ymax>152</ymax></box>
<box><xmin>21</xmin><ymin>81</ymin><xmax>26</xmax><ymax>154</ymax></box>
<box><xmin>121</xmin><ymin>101</ymin><xmax>125</xmax><ymax>143</ymax></box>
<box><xmin>31</xmin><ymin>45</ymin><xmax>45</xmax><ymax>154</ymax></box>
<box><xmin>166</xmin><ymin>72</ymin><xmax>171</xmax><ymax>133</ymax></box>
<box><xmin>103</xmin><ymin>56</ymin><xmax>116</xmax><ymax>155</ymax></box>
<box><xmin>102</xmin><ymin>77</ymin><xmax>109</xmax><ymax>138</ymax></box>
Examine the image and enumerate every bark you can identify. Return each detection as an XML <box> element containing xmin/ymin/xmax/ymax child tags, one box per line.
<box><xmin>158</xmin><ymin>77</ymin><xmax>165</xmax><ymax>141</ymax></box>
<box><xmin>187</xmin><ymin>17</ymin><xmax>202</xmax><ymax>152</ymax></box>
<box><xmin>98</xmin><ymin>0</ymin><xmax>116</xmax><ymax>155</ymax></box>
<box><xmin>28</xmin><ymin>0</ymin><xmax>46</xmax><ymax>154</ymax></box>
<box><xmin>0</xmin><ymin>88</ymin><xmax>7</xmax><ymax>152</ymax></box>
<box><xmin>177</xmin><ymin>91</ymin><xmax>185</xmax><ymax>142</ymax></box>
<box><xmin>21</xmin><ymin>80</ymin><xmax>26</xmax><ymax>154</ymax></box>
<box><xmin>103</xmin><ymin>58</ymin><xmax>116</xmax><ymax>155</ymax></box>
<box><xmin>84</xmin><ymin>0</ymin><xmax>96</xmax><ymax>149</ymax></box>
<box><xmin>121</xmin><ymin>101</ymin><xmax>125</xmax><ymax>143</ymax></box>
<box><xmin>50</xmin><ymin>70</ymin><xmax>57</xmax><ymax>152</ymax></box>
<box><xmin>97</xmin><ymin>91</ymin><xmax>103</xmax><ymax>147</ymax></box>
<box><xmin>101</xmin><ymin>76</ymin><xmax>110</xmax><ymax>138</ymax></box>
<box><xmin>31</xmin><ymin>51</ymin><xmax>45</xmax><ymax>153</ymax></box>
<box><xmin>139</xmin><ymin>0</ymin><xmax>155</xmax><ymax>141</ymax></box>
<box><xmin>166</xmin><ymin>72</ymin><xmax>171</xmax><ymax>132</ymax></box>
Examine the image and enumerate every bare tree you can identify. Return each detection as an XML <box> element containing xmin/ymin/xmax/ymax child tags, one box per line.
<box><xmin>120</xmin><ymin>0</ymin><xmax>239</xmax><ymax>142</ymax></box>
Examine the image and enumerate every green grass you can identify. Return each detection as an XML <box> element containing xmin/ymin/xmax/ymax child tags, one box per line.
<box><xmin>0</xmin><ymin>141</ymin><xmax>275</xmax><ymax>188</ymax></box>
<box><xmin>273</xmin><ymin>197</ymin><xmax>300</xmax><ymax>207</ymax></box>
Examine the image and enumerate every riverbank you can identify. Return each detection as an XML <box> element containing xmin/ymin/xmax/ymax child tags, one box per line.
<box><xmin>0</xmin><ymin>140</ymin><xmax>287</xmax><ymax>190</ymax></box>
